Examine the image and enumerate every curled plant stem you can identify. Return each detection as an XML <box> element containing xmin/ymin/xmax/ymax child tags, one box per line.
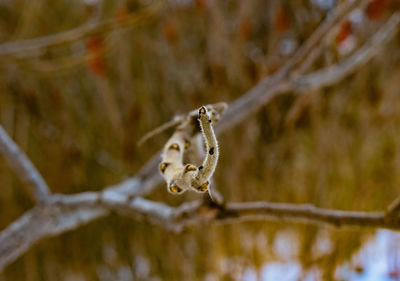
<box><xmin>158</xmin><ymin>103</ymin><xmax>227</xmax><ymax>195</ymax></box>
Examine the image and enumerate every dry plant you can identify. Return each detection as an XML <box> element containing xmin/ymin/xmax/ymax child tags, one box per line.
<box><xmin>1</xmin><ymin>0</ymin><xmax>400</xmax><ymax>279</ymax></box>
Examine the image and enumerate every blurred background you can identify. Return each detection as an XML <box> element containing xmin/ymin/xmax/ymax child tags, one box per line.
<box><xmin>1</xmin><ymin>0</ymin><xmax>400</xmax><ymax>280</ymax></box>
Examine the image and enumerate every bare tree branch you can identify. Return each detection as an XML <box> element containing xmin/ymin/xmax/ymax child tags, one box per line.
<box><xmin>294</xmin><ymin>13</ymin><xmax>400</xmax><ymax>90</ymax></box>
<box><xmin>220</xmin><ymin>202</ymin><xmax>386</xmax><ymax>229</ymax></box>
<box><xmin>1</xmin><ymin>190</ymin><xmax>398</xmax><ymax>271</ymax></box>
<box><xmin>215</xmin><ymin>0</ymin><xmax>371</xmax><ymax>134</ymax></box>
<box><xmin>0</xmin><ymin>205</ymin><xmax>106</xmax><ymax>272</ymax></box>
<box><xmin>0</xmin><ymin>125</ymin><xmax>50</xmax><ymax>203</ymax></box>
<box><xmin>0</xmin><ymin>169</ymin><xmax>164</xmax><ymax>272</ymax></box>
<box><xmin>277</xmin><ymin>0</ymin><xmax>370</xmax><ymax>77</ymax></box>
<box><xmin>49</xmin><ymin>196</ymin><xmax>400</xmax><ymax>232</ymax></box>
<box><xmin>0</xmin><ymin>2</ymin><xmax>161</xmax><ymax>59</ymax></box>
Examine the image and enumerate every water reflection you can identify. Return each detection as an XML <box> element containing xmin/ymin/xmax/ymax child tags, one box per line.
<box><xmin>243</xmin><ymin>230</ymin><xmax>400</xmax><ymax>281</ymax></box>
<box><xmin>335</xmin><ymin>230</ymin><xmax>400</xmax><ymax>281</ymax></box>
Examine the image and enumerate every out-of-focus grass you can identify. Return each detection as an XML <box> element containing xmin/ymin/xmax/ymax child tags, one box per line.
<box><xmin>1</xmin><ymin>0</ymin><xmax>400</xmax><ymax>280</ymax></box>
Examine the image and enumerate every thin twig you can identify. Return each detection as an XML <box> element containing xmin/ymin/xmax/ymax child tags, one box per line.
<box><xmin>385</xmin><ymin>196</ymin><xmax>400</xmax><ymax>218</ymax></box>
<box><xmin>0</xmin><ymin>125</ymin><xmax>50</xmax><ymax>203</ymax></box>
<box><xmin>221</xmin><ymin>202</ymin><xmax>386</xmax><ymax>229</ymax></box>
<box><xmin>137</xmin><ymin>116</ymin><xmax>183</xmax><ymax>146</ymax></box>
